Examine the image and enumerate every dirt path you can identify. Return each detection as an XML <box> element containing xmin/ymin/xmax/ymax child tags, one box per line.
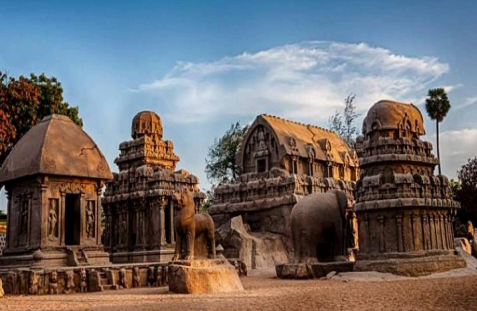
<box><xmin>1</xmin><ymin>268</ymin><xmax>477</xmax><ymax>311</ymax></box>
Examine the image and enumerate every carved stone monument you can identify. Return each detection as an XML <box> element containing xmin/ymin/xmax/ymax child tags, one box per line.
<box><xmin>355</xmin><ymin>100</ymin><xmax>465</xmax><ymax>276</ymax></box>
<box><xmin>0</xmin><ymin>114</ymin><xmax>112</xmax><ymax>267</ymax></box>
<box><xmin>168</xmin><ymin>188</ymin><xmax>243</xmax><ymax>294</ymax></box>
<box><xmin>210</xmin><ymin>114</ymin><xmax>358</xmax><ymax>267</ymax></box>
<box><xmin>102</xmin><ymin>111</ymin><xmax>205</xmax><ymax>263</ymax></box>
<box><xmin>275</xmin><ymin>190</ymin><xmax>355</xmax><ymax>279</ymax></box>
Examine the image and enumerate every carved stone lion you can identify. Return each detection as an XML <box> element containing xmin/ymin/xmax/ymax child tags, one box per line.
<box><xmin>171</xmin><ymin>188</ymin><xmax>215</xmax><ymax>261</ymax></box>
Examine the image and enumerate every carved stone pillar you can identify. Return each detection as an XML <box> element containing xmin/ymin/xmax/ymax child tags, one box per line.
<box><xmin>5</xmin><ymin>189</ymin><xmax>11</xmax><ymax>250</ymax></box>
<box><xmin>79</xmin><ymin>191</ymin><xmax>86</xmax><ymax>246</ymax></box>
<box><xmin>60</xmin><ymin>192</ymin><xmax>66</xmax><ymax>246</ymax></box>
<box><xmin>411</xmin><ymin>213</ymin><xmax>421</xmax><ymax>251</ymax></box>
<box><xmin>170</xmin><ymin>200</ymin><xmax>175</xmax><ymax>244</ymax></box>
<box><xmin>446</xmin><ymin>215</ymin><xmax>453</xmax><ymax>249</ymax></box>
<box><xmin>378</xmin><ymin>215</ymin><xmax>385</xmax><ymax>253</ymax></box>
<box><xmin>40</xmin><ymin>180</ymin><xmax>49</xmax><ymax>247</ymax></box>
<box><xmin>422</xmin><ymin>214</ymin><xmax>429</xmax><ymax>250</ymax></box>
<box><xmin>159</xmin><ymin>198</ymin><xmax>166</xmax><ymax>246</ymax></box>
<box><xmin>396</xmin><ymin>214</ymin><xmax>403</xmax><ymax>252</ymax></box>
<box><xmin>96</xmin><ymin>183</ymin><xmax>103</xmax><ymax>246</ymax></box>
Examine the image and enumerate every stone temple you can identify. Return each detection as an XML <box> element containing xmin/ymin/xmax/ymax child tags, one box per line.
<box><xmin>210</xmin><ymin>114</ymin><xmax>358</xmax><ymax>267</ymax></box>
<box><xmin>102</xmin><ymin>111</ymin><xmax>205</xmax><ymax>263</ymax></box>
<box><xmin>355</xmin><ymin>100</ymin><xmax>465</xmax><ymax>276</ymax></box>
<box><xmin>0</xmin><ymin>114</ymin><xmax>112</xmax><ymax>267</ymax></box>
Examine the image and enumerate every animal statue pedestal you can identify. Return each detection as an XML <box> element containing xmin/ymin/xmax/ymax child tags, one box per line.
<box><xmin>168</xmin><ymin>188</ymin><xmax>244</xmax><ymax>294</ymax></box>
<box><xmin>276</xmin><ymin>261</ymin><xmax>355</xmax><ymax>279</ymax></box>
<box><xmin>168</xmin><ymin>258</ymin><xmax>244</xmax><ymax>294</ymax></box>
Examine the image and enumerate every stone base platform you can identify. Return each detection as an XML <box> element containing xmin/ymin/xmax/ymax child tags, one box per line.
<box><xmin>355</xmin><ymin>252</ymin><xmax>466</xmax><ymax>277</ymax></box>
<box><xmin>168</xmin><ymin>258</ymin><xmax>244</xmax><ymax>294</ymax></box>
<box><xmin>0</xmin><ymin>247</ymin><xmax>111</xmax><ymax>268</ymax></box>
<box><xmin>275</xmin><ymin>261</ymin><xmax>355</xmax><ymax>279</ymax></box>
<box><xmin>110</xmin><ymin>248</ymin><xmax>175</xmax><ymax>264</ymax></box>
<box><xmin>0</xmin><ymin>262</ymin><xmax>169</xmax><ymax>295</ymax></box>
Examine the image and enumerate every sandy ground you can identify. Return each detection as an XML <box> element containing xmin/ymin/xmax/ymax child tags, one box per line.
<box><xmin>1</xmin><ymin>265</ymin><xmax>477</xmax><ymax>311</ymax></box>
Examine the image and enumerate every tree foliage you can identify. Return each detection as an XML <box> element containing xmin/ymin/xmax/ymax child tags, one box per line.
<box><xmin>328</xmin><ymin>94</ymin><xmax>360</xmax><ymax>146</ymax></box>
<box><xmin>425</xmin><ymin>88</ymin><xmax>451</xmax><ymax>176</ymax></box>
<box><xmin>205</xmin><ymin>122</ymin><xmax>249</xmax><ymax>185</ymax></box>
<box><xmin>458</xmin><ymin>157</ymin><xmax>477</xmax><ymax>216</ymax></box>
<box><xmin>0</xmin><ymin>72</ymin><xmax>82</xmax><ymax>165</ymax></box>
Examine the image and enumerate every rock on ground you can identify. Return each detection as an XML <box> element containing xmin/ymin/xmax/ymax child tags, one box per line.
<box><xmin>216</xmin><ymin>215</ymin><xmax>288</xmax><ymax>269</ymax></box>
<box><xmin>168</xmin><ymin>258</ymin><xmax>244</xmax><ymax>294</ymax></box>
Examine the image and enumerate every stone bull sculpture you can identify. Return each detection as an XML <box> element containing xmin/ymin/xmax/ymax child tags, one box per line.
<box><xmin>291</xmin><ymin>189</ymin><xmax>349</xmax><ymax>263</ymax></box>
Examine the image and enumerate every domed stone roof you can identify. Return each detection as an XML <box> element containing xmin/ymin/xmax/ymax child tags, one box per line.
<box><xmin>0</xmin><ymin>114</ymin><xmax>113</xmax><ymax>184</ymax></box>
<box><xmin>362</xmin><ymin>100</ymin><xmax>425</xmax><ymax>136</ymax></box>
<box><xmin>131</xmin><ymin>111</ymin><xmax>163</xmax><ymax>139</ymax></box>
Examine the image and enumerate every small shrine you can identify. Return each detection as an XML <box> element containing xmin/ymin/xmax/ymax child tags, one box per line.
<box><xmin>102</xmin><ymin>111</ymin><xmax>205</xmax><ymax>263</ymax></box>
<box><xmin>0</xmin><ymin>114</ymin><xmax>112</xmax><ymax>267</ymax></box>
<box><xmin>355</xmin><ymin>100</ymin><xmax>465</xmax><ymax>276</ymax></box>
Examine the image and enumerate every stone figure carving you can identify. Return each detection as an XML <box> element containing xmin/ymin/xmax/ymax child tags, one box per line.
<box><xmin>154</xmin><ymin>266</ymin><xmax>163</xmax><ymax>286</ymax></box>
<box><xmin>257</xmin><ymin>128</ymin><xmax>267</xmax><ymax>151</ymax></box>
<box><xmin>118</xmin><ymin>268</ymin><xmax>127</xmax><ymax>289</ymax></box>
<box><xmin>49</xmin><ymin>271</ymin><xmax>58</xmax><ymax>294</ymax></box>
<box><xmin>79</xmin><ymin>268</ymin><xmax>87</xmax><ymax>293</ymax></box>
<box><xmin>171</xmin><ymin>188</ymin><xmax>216</xmax><ymax>261</ymax></box>
<box><xmin>20</xmin><ymin>200</ymin><xmax>29</xmax><ymax>237</ymax></box>
<box><xmin>349</xmin><ymin>211</ymin><xmax>359</xmax><ymax>250</ymax></box>
<box><xmin>86</xmin><ymin>201</ymin><xmax>95</xmax><ymax>238</ymax></box>
<box><xmin>0</xmin><ymin>277</ymin><xmax>4</xmax><ymax>297</ymax></box>
<box><xmin>28</xmin><ymin>271</ymin><xmax>40</xmax><ymax>295</ymax></box>
<box><xmin>64</xmin><ymin>270</ymin><xmax>75</xmax><ymax>294</ymax></box>
<box><xmin>147</xmin><ymin>266</ymin><xmax>155</xmax><ymax>287</ymax></box>
<box><xmin>132</xmin><ymin>267</ymin><xmax>140</xmax><ymax>288</ymax></box>
<box><xmin>48</xmin><ymin>200</ymin><xmax>58</xmax><ymax>241</ymax></box>
<box><xmin>290</xmin><ymin>190</ymin><xmax>349</xmax><ymax>263</ymax></box>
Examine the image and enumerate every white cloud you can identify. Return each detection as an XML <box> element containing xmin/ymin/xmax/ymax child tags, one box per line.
<box><xmin>133</xmin><ymin>41</ymin><xmax>452</xmax><ymax>124</ymax></box>
<box><xmin>428</xmin><ymin>128</ymin><xmax>477</xmax><ymax>178</ymax></box>
<box><xmin>455</xmin><ymin>96</ymin><xmax>477</xmax><ymax>110</ymax></box>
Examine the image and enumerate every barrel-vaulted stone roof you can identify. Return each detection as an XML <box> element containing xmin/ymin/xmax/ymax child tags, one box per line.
<box><xmin>0</xmin><ymin>114</ymin><xmax>113</xmax><ymax>184</ymax></box>
<box><xmin>237</xmin><ymin>114</ymin><xmax>359</xmax><ymax>169</ymax></box>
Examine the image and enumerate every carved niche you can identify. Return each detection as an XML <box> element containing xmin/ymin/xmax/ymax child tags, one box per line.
<box><xmin>48</xmin><ymin>199</ymin><xmax>59</xmax><ymax>241</ymax></box>
<box><xmin>86</xmin><ymin>200</ymin><xmax>96</xmax><ymax>239</ymax></box>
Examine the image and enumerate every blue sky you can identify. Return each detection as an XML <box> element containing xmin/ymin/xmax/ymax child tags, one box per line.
<box><xmin>1</xmin><ymin>1</ymin><xmax>477</xmax><ymax>211</ymax></box>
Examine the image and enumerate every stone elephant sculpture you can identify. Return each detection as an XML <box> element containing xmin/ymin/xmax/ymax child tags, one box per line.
<box><xmin>291</xmin><ymin>189</ymin><xmax>349</xmax><ymax>263</ymax></box>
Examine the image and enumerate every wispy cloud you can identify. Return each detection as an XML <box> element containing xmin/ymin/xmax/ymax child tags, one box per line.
<box><xmin>454</xmin><ymin>96</ymin><xmax>477</xmax><ymax>110</ymax></box>
<box><xmin>133</xmin><ymin>41</ymin><xmax>451</xmax><ymax>123</ymax></box>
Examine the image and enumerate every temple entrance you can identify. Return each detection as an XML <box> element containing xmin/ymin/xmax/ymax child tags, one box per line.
<box><xmin>65</xmin><ymin>194</ymin><xmax>81</xmax><ymax>245</ymax></box>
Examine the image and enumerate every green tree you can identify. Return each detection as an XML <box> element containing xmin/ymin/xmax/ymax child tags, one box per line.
<box><xmin>328</xmin><ymin>94</ymin><xmax>360</xmax><ymax>146</ymax></box>
<box><xmin>205</xmin><ymin>122</ymin><xmax>249</xmax><ymax>185</ymax></box>
<box><xmin>0</xmin><ymin>71</ymin><xmax>82</xmax><ymax>165</ymax></box>
<box><xmin>425</xmin><ymin>88</ymin><xmax>451</xmax><ymax>176</ymax></box>
<box><xmin>458</xmin><ymin>157</ymin><xmax>477</xmax><ymax>218</ymax></box>
<box><xmin>449</xmin><ymin>178</ymin><xmax>461</xmax><ymax>201</ymax></box>
<box><xmin>199</xmin><ymin>188</ymin><xmax>215</xmax><ymax>214</ymax></box>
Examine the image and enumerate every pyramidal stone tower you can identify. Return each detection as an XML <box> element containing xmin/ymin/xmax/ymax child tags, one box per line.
<box><xmin>354</xmin><ymin>100</ymin><xmax>465</xmax><ymax>276</ymax></box>
<box><xmin>102</xmin><ymin>111</ymin><xmax>205</xmax><ymax>263</ymax></box>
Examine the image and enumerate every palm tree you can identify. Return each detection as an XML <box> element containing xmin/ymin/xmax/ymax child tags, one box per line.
<box><xmin>425</xmin><ymin>88</ymin><xmax>451</xmax><ymax>176</ymax></box>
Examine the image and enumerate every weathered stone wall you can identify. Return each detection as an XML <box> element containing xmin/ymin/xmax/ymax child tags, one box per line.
<box><xmin>211</xmin><ymin>170</ymin><xmax>356</xmax><ymax>266</ymax></box>
<box><xmin>0</xmin><ymin>263</ymin><xmax>169</xmax><ymax>295</ymax></box>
